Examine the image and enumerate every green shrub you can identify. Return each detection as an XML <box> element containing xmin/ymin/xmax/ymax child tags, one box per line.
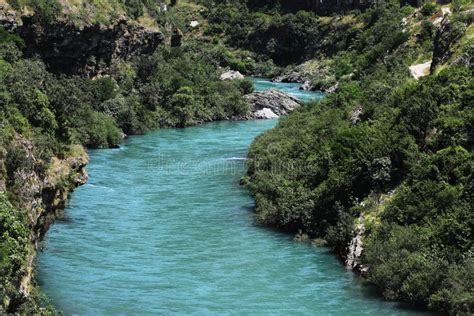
<box><xmin>237</xmin><ymin>78</ymin><xmax>254</xmax><ymax>95</ymax></box>
<box><xmin>69</xmin><ymin>108</ymin><xmax>122</xmax><ymax>148</ymax></box>
<box><xmin>0</xmin><ymin>193</ymin><xmax>29</xmax><ymax>313</ymax></box>
<box><xmin>30</xmin><ymin>0</ymin><xmax>62</xmax><ymax>22</ymax></box>
<box><xmin>421</xmin><ymin>2</ymin><xmax>438</xmax><ymax>16</ymax></box>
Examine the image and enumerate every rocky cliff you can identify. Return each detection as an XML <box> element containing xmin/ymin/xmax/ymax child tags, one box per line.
<box><xmin>0</xmin><ymin>136</ymin><xmax>88</xmax><ymax>313</ymax></box>
<box><xmin>0</xmin><ymin>11</ymin><xmax>164</xmax><ymax>76</ymax></box>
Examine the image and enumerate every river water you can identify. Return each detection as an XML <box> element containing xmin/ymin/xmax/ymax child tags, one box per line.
<box><xmin>37</xmin><ymin>79</ymin><xmax>425</xmax><ymax>315</ymax></box>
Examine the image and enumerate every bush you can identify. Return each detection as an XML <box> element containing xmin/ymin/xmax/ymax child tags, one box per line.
<box><xmin>421</xmin><ymin>2</ymin><xmax>438</xmax><ymax>16</ymax></box>
<box><xmin>29</xmin><ymin>0</ymin><xmax>62</xmax><ymax>22</ymax></box>
<box><xmin>237</xmin><ymin>78</ymin><xmax>254</xmax><ymax>95</ymax></box>
<box><xmin>0</xmin><ymin>193</ymin><xmax>29</xmax><ymax>313</ymax></box>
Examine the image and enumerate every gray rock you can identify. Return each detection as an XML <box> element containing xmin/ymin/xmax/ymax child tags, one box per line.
<box><xmin>243</xmin><ymin>89</ymin><xmax>302</xmax><ymax>120</ymax></box>
<box><xmin>10</xmin><ymin>16</ymin><xmax>164</xmax><ymax>76</ymax></box>
<box><xmin>346</xmin><ymin>214</ymin><xmax>365</xmax><ymax>271</ymax></box>
<box><xmin>300</xmin><ymin>81</ymin><xmax>312</xmax><ymax>91</ymax></box>
<box><xmin>350</xmin><ymin>105</ymin><xmax>363</xmax><ymax>125</ymax></box>
<box><xmin>220</xmin><ymin>70</ymin><xmax>245</xmax><ymax>81</ymax></box>
<box><xmin>326</xmin><ymin>82</ymin><xmax>339</xmax><ymax>93</ymax></box>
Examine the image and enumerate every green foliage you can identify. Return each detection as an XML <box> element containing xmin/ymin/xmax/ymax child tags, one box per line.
<box><xmin>237</xmin><ymin>78</ymin><xmax>255</xmax><ymax>95</ymax></box>
<box><xmin>170</xmin><ymin>86</ymin><xmax>196</xmax><ymax>126</ymax></box>
<box><xmin>8</xmin><ymin>0</ymin><xmax>62</xmax><ymax>22</ymax></box>
<box><xmin>421</xmin><ymin>2</ymin><xmax>437</xmax><ymax>16</ymax></box>
<box><xmin>0</xmin><ymin>193</ymin><xmax>29</xmax><ymax>313</ymax></box>
<box><xmin>0</xmin><ymin>42</ymin><xmax>249</xmax><ymax>148</ymax></box>
<box><xmin>244</xmin><ymin>8</ymin><xmax>473</xmax><ymax>311</ymax></box>
<box><xmin>134</xmin><ymin>45</ymin><xmax>249</xmax><ymax>125</ymax></box>
<box><xmin>0</xmin><ymin>27</ymin><xmax>24</xmax><ymax>49</ymax></box>
<box><xmin>30</xmin><ymin>0</ymin><xmax>62</xmax><ymax>22</ymax></box>
<box><xmin>363</xmin><ymin>142</ymin><xmax>473</xmax><ymax>312</ymax></box>
<box><xmin>204</xmin><ymin>4</ymin><xmax>359</xmax><ymax>65</ymax></box>
<box><xmin>122</xmin><ymin>0</ymin><xmax>145</xmax><ymax>19</ymax></box>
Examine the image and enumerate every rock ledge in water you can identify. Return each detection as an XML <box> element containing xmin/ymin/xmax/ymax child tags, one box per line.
<box><xmin>243</xmin><ymin>89</ymin><xmax>302</xmax><ymax>120</ymax></box>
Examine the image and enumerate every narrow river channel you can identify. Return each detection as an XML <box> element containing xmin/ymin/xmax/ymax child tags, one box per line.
<box><xmin>37</xmin><ymin>79</ymin><xmax>426</xmax><ymax>315</ymax></box>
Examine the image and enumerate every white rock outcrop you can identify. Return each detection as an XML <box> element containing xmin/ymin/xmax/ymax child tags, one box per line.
<box><xmin>220</xmin><ymin>70</ymin><xmax>245</xmax><ymax>81</ymax></box>
<box><xmin>409</xmin><ymin>61</ymin><xmax>432</xmax><ymax>80</ymax></box>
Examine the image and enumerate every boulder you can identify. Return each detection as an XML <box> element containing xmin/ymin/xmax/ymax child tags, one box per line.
<box><xmin>300</xmin><ymin>80</ymin><xmax>339</xmax><ymax>93</ymax></box>
<box><xmin>300</xmin><ymin>81</ymin><xmax>312</xmax><ymax>91</ymax></box>
<box><xmin>220</xmin><ymin>70</ymin><xmax>245</xmax><ymax>81</ymax></box>
<box><xmin>243</xmin><ymin>89</ymin><xmax>302</xmax><ymax>120</ymax></box>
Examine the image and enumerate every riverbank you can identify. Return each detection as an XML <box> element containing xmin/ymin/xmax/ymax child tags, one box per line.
<box><xmin>0</xmin><ymin>139</ymin><xmax>88</xmax><ymax>313</ymax></box>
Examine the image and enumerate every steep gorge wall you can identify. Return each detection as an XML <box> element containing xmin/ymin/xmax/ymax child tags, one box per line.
<box><xmin>0</xmin><ymin>135</ymin><xmax>88</xmax><ymax>312</ymax></box>
<box><xmin>0</xmin><ymin>12</ymin><xmax>165</xmax><ymax>76</ymax></box>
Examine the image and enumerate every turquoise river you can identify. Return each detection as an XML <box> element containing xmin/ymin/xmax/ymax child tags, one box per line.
<box><xmin>37</xmin><ymin>79</ymin><xmax>428</xmax><ymax>315</ymax></box>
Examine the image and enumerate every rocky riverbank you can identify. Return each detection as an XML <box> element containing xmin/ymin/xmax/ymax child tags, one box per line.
<box><xmin>0</xmin><ymin>135</ymin><xmax>88</xmax><ymax>313</ymax></box>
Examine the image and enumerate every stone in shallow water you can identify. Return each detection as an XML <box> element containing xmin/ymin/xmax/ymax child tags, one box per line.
<box><xmin>243</xmin><ymin>89</ymin><xmax>302</xmax><ymax>119</ymax></box>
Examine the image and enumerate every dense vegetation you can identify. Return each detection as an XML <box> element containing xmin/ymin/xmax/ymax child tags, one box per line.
<box><xmin>0</xmin><ymin>36</ymin><xmax>250</xmax><ymax>148</ymax></box>
<box><xmin>243</xmin><ymin>1</ymin><xmax>473</xmax><ymax>314</ymax></box>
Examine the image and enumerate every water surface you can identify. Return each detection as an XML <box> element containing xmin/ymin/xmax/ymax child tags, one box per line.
<box><xmin>252</xmin><ymin>77</ymin><xmax>325</xmax><ymax>103</ymax></box>
<box><xmin>38</xmin><ymin>79</ymin><xmax>425</xmax><ymax>315</ymax></box>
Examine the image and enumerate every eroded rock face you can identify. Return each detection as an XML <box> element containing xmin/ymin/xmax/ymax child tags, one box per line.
<box><xmin>4</xmin><ymin>16</ymin><xmax>164</xmax><ymax>76</ymax></box>
<box><xmin>243</xmin><ymin>89</ymin><xmax>302</xmax><ymax>119</ymax></box>
<box><xmin>346</xmin><ymin>214</ymin><xmax>365</xmax><ymax>272</ymax></box>
<box><xmin>431</xmin><ymin>16</ymin><xmax>467</xmax><ymax>72</ymax></box>
<box><xmin>273</xmin><ymin>59</ymin><xmax>339</xmax><ymax>93</ymax></box>
<box><xmin>1</xmin><ymin>135</ymin><xmax>88</xmax><ymax>311</ymax></box>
